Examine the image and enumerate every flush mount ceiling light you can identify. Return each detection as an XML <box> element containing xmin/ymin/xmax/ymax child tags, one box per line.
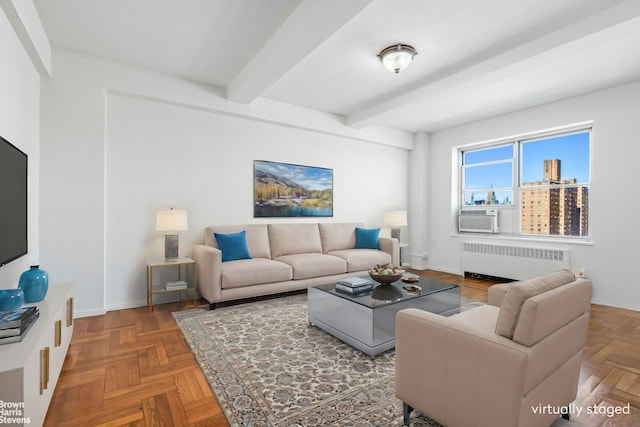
<box><xmin>378</xmin><ymin>44</ymin><xmax>417</xmax><ymax>73</ymax></box>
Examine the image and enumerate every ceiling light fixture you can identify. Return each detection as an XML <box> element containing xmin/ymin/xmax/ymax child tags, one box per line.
<box><xmin>378</xmin><ymin>44</ymin><xmax>417</xmax><ymax>73</ymax></box>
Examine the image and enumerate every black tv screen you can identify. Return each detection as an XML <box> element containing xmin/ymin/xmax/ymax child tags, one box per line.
<box><xmin>0</xmin><ymin>136</ymin><xmax>28</xmax><ymax>267</ymax></box>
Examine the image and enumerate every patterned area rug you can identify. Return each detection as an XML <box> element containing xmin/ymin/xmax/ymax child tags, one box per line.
<box><xmin>173</xmin><ymin>293</ymin><xmax>442</xmax><ymax>426</ymax></box>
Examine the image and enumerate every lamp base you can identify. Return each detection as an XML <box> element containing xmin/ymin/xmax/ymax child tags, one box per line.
<box><xmin>390</xmin><ymin>228</ymin><xmax>401</xmax><ymax>241</ymax></box>
<box><xmin>164</xmin><ymin>234</ymin><xmax>179</xmax><ymax>258</ymax></box>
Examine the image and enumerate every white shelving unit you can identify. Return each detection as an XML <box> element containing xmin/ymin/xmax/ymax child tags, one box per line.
<box><xmin>0</xmin><ymin>284</ymin><xmax>74</xmax><ymax>427</ymax></box>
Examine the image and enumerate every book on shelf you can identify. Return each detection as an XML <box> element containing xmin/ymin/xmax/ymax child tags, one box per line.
<box><xmin>0</xmin><ymin>311</ymin><xmax>39</xmax><ymax>344</ymax></box>
<box><xmin>336</xmin><ymin>277</ymin><xmax>373</xmax><ymax>288</ymax></box>
<box><xmin>335</xmin><ymin>283</ymin><xmax>373</xmax><ymax>294</ymax></box>
<box><xmin>0</xmin><ymin>306</ymin><xmax>39</xmax><ymax>329</ymax></box>
<box><xmin>0</xmin><ymin>310</ymin><xmax>38</xmax><ymax>337</ymax></box>
<box><xmin>164</xmin><ymin>280</ymin><xmax>188</xmax><ymax>290</ymax></box>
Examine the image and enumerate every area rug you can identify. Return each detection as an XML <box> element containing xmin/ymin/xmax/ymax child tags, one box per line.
<box><xmin>173</xmin><ymin>293</ymin><xmax>442</xmax><ymax>426</ymax></box>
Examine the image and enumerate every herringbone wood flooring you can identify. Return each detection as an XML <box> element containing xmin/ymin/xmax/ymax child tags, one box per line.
<box><xmin>44</xmin><ymin>271</ymin><xmax>640</xmax><ymax>426</ymax></box>
<box><xmin>574</xmin><ymin>304</ymin><xmax>640</xmax><ymax>426</ymax></box>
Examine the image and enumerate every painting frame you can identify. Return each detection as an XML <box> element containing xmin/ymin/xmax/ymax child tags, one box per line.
<box><xmin>253</xmin><ymin>160</ymin><xmax>333</xmax><ymax>218</ymax></box>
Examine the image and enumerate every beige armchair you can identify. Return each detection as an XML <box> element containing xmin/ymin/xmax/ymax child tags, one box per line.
<box><xmin>395</xmin><ymin>270</ymin><xmax>592</xmax><ymax>427</ymax></box>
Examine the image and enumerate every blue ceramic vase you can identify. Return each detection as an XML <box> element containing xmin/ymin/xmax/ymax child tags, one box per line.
<box><xmin>0</xmin><ymin>288</ymin><xmax>24</xmax><ymax>311</ymax></box>
<box><xmin>18</xmin><ymin>265</ymin><xmax>49</xmax><ymax>303</ymax></box>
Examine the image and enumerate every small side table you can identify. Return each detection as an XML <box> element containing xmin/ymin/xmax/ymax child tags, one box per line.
<box><xmin>399</xmin><ymin>243</ymin><xmax>409</xmax><ymax>267</ymax></box>
<box><xmin>146</xmin><ymin>257</ymin><xmax>196</xmax><ymax>312</ymax></box>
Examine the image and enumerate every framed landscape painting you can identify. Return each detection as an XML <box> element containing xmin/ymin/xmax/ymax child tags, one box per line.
<box><xmin>254</xmin><ymin>160</ymin><xmax>333</xmax><ymax>217</ymax></box>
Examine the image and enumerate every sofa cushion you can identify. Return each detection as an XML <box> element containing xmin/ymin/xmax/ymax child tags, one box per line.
<box><xmin>274</xmin><ymin>253</ymin><xmax>346</xmax><ymax>280</ymax></box>
<box><xmin>214</xmin><ymin>231</ymin><xmax>252</xmax><ymax>262</ymax></box>
<box><xmin>220</xmin><ymin>258</ymin><xmax>292</xmax><ymax>289</ymax></box>
<box><xmin>268</xmin><ymin>224</ymin><xmax>322</xmax><ymax>258</ymax></box>
<box><xmin>495</xmin><ymin>270</ymin><xmax>576</xmax><ymax>339</ymax></box>
<box><xmin>318</xmin><ymin>223</ymin><xmax>362</xmax><ymax>253</ymax></box>
<box><xmin>206</xmin><ymin>224</ymin><xmax>271</xmax><ymax>259</ymax></box>
<box><xmin>355</xmin><ymin>227</ymin><xmax>380</xmax><ymax>250</ymax></box>
<box><xmin>328</xmin><ymin>249</ymin><xmax>391</xmax><ymax>272</ymax></box>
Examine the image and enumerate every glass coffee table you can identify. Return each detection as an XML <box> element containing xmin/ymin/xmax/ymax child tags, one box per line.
<box><xmin>308</xmin><ymin>276</ymin><xmax>461</xmax><ymax>357</ymax></box>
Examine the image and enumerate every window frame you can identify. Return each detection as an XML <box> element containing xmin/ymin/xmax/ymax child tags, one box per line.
<box><xmin>457</xmin><ymin>122</ymin><xmax>592</xmax><ymax>240</ymax></box>
<box><xmin>461</xmin><ymin>143</ymin><xmax>514</xmax><ymax>206</ymax></box>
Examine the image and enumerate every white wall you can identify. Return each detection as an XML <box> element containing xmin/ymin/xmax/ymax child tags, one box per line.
<box><xmin>40</xmin><ymin>49</ymin><xmax>410</xmax><ymax>316</ymax></box>
<box><xmin>38</xmin><ymin>51</ymin><xmax>640</xmax><ymax>314</ymax></box>
<box><xmin>0</xmin><ymin>8</ymin><xmax>41</xmax><ymax>289</ymax></box>
<box><xmin>407</xmin><ymin>132</ymin><xmax>430</xmax><ymax>269</ymax></box>
<box><xmin>425</xmin><ymin>80</ymin><xmax>640</xmax><ymax>311</ymax></box>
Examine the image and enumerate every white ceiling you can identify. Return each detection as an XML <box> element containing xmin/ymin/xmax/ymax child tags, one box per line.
<box><xmin>33</xmin><ymin>0</ymin><xmax>640</xmax><ymax>134</ymax></box>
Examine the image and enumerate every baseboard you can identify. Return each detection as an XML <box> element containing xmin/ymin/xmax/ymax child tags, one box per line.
<box><xmin>105</xmin><ymin>299</ymin><xmax>148</xmax><ymax>312</ymax></box>
<box><xmin>74</xmin><ymin>307</ymin><xmax>107</xmax><ymax>318</ymax></box>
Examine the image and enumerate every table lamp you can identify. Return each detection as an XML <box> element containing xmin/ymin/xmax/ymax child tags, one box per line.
<box><xmin>156</xmin><ymin>208</ymin><xmax>188</xmax><ymax>258</ymax></box>
<box><xmin>384</xmin><ymin>210</ymin><xmax>407</xmax><ymax>241</ymax></box>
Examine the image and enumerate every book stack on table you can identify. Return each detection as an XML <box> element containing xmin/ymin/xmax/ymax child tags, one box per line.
<box><xmin>0</xmin><ymin>306</ymin><xmax>39</xmax><ymax>344</ymax></box>
<box><xmin>336</xmin><ymin>277</ymin><xmax>374</xmax><ymax>295</ymax></box>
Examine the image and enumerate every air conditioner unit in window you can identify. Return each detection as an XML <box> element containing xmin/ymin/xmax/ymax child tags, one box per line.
<box><xmin>458</xmin><ymin>208</ymin><xmax>499</xmax><ymax>233</ymax></box>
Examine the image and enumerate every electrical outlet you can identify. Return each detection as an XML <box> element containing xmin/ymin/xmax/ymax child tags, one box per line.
<box><xmin>421</xmin><ymin>253</ymin><xmax>428</xmax><ymax>260</ymax></box>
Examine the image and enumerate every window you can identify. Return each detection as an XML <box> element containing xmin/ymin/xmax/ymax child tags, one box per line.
<box><xmin>461</xmin><ymin>145</ymin><xmax>513</xmax><ymax>206</ymax></box>
<box><xmin>460</xmin><ymin>126</ymin><xmax>591</xmax><ymax>238</ymax></box>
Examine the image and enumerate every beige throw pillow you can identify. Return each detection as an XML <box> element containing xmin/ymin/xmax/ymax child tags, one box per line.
<box><xmin>495</xmin><ymin>270</ymin><xmax>576</xmax><ymax>339</ymax></box>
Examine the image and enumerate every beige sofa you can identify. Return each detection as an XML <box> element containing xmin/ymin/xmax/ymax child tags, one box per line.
<box><xmin>193</xmin><ymin>223</ymin><xmax>399</xmax><ymax>309</ymax></box>
<box><xmin>395</xmin><ymin>270</ymin><xmax>592</xmax><ymax>427</ymax></box>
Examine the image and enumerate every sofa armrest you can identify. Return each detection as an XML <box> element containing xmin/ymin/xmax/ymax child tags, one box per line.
<box><xmin>378</xmin><ymin>237</ymin><xmax>399</xmax><ymax>265</ymax></box>
<box><xmin>395</xmin><ymin>308</ymin><xmax>527</xmax><ymax>427</ymax></box>
<box><xmin>193</xmin><ymin>244</ymin><xmax>222</xmax><ymax>304</ymax></box>
<box><xmin>487</xmin><ymin>282</ymin><xmax>511</xmax><ymax>307</ymax></box>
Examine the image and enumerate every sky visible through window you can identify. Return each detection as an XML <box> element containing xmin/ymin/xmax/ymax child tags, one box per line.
<box><xmin>521</xmin><ymin>132</ymin><xmax>590</xmax><ymax>183</ymax></box>
<box><xmin>462</xmin><ymin>130</ymin><xmax>590</xmax><ymax>236</ymax></box>
<box><xmin>464</xmin><ymin>131</ymin><xmax>590</xmax><ymax>195</ymax></box>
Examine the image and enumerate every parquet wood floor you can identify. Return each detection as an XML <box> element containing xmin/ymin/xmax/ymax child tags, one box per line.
<box><xmin>44</xmin><ymin>302</ymin><xmax>228</xmax><ymax>427</ymax></box>
<box><xmin>44</xmin><ymin>270</ymin><xmax>640</xmax><ymax>426</ymax></box>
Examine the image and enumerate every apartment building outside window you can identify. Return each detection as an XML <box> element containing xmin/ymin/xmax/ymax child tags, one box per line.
<box><xmin>460</xmin><ymin>126</ymin><xmax>591</xmax><ymax>238</ymax></box>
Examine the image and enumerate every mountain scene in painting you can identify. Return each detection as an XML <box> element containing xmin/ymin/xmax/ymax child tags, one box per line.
<box><xmin>254</xmin><ymin>161</ymin><xmax>333</xmax><ymax>217</ymax></box>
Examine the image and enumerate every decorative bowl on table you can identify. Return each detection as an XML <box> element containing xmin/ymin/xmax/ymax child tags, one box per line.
<box><xmin>368</xmin><ymin>264</ymin><xmax>404</xmax><ymax>285</ymax></box>
<box><xmin>0</xmin><ymin>288</ymin><xmax>25</xmax><ymax>311</ymax></box>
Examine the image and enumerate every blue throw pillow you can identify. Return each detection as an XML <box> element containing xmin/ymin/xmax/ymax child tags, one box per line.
<box><xmin>214</xmin><ymin>231</ymin><xmax>252</xmax><ymax>262</ymax></box>
<box><xmin>354</xmin><ymin>227</ymin><xmax>380</xmax><ymax>250</ymax></box>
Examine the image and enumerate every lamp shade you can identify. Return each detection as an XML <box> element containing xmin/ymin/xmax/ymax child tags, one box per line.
<box><xmin>384</xmin><ymin>210</ymin><xmax>408</xmax><ymax>227</ymax></box>
<box><xmin>156</xmin><ymin>209</ymin><xmax>188</xmax><ymax>232</ymax></box>
<box><xmin>378</xmin><ymin>44</ymin><xmax>417</xmax><ymax>73</ymax></box>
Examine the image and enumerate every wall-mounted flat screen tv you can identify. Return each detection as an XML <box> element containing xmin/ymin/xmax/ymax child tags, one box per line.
<box><xmin>0</xmin><ymin>136</ymin><xmax>28</xmax><ymax>267</ymax></box>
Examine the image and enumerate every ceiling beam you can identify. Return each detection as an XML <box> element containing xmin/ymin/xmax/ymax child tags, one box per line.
<box><xmin>346</xmin><ymin>0</ymin><xmax>640</xmax><ymax>130</ymax></box>
<box><xmin>0</xmin><ymin>0</ymin><xmax>51</xmax><ymax>76</ymax></box>
<box><xmin>226</xmin><ymin>0</ymin><xmax>372</xmax><ymax>104</ymax></box>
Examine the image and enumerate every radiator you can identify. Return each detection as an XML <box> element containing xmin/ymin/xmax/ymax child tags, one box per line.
<box><xmin>461</xmin><ymin>242</ymin><xmax>570</xmax><ymax>280</ymax></box>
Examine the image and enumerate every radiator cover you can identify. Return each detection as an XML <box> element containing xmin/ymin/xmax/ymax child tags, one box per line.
<box><xmin>461</xmin><ymin>241</ymin><xmax>570</xmax><ymax>280</ymax></box>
